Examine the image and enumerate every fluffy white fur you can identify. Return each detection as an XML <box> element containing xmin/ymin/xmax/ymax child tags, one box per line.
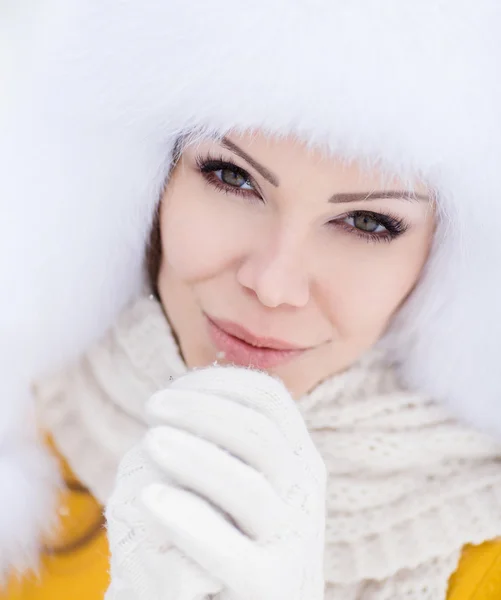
<box><xmin>1</xmin><ymin>0</ymin><xmax>500</xmax><ymax>581</ymax></box>
<box><xmin>0</xmin><ymin>430</ymin><xmax>60</xmax><ymax>584</ymax></box>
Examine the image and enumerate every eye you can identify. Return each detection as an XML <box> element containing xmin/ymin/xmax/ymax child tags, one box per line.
<box><xmin>345</xmin><ymin>212</ymin><xmax>385</xmax><ymax>233</ymax></box>
<box><xmin>217</xmin><ymin>168</ymin><xmax>253</xmax><ymax>190</ymax></box>
<box><xmin>332</xmin><ymin>210</ymin><xmax>408</xmax><ymax>242</ymax></box>
<box><xmin>196</xmin><ymin>155</ymin><xmax>258</xmax><ymax>198</ymax></box>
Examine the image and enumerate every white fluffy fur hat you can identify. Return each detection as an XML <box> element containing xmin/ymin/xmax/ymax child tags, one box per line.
<box><xmin>1</xmin><ymin>0</ymin><xmax>500</xmax><ymax>580</ymax></box>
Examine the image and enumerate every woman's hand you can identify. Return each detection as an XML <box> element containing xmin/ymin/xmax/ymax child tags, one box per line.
<box><xmin>105</xmin><ymin>442</ymin><xmax>222</xmax><ymax>600</ymax></box>
<box><xmin>106</xmin><ymin>366</ymin><xmax>327</xmax><ymax>600</ymax></box>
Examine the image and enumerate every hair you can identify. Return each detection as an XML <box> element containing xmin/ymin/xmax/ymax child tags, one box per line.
<box><xmin>146</xmin><ymin>205</ymin><xmax>162</xmax><ymax>298</ymax></box>
<box><xmin>145</xmin><ymin>135</ymin><xmax>187</xmax><ymax>297</ymax></box>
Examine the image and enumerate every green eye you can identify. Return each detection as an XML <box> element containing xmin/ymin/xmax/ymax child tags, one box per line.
<box><xmin>333</xmin><ymin>210</ymin><xmax>407</xmax><ymax>242</ymax></box>
<box><xmin>350</xmin><ymin>213</ymin><xmax>384</xmax><ymax>233</ymax></box>
<box><xmin>219</xmin><ymin>168</ymin><xmax>252</xmax><ymax>189</ymax></box>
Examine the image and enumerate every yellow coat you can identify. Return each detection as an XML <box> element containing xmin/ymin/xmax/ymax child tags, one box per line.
<box><xmin>2</xmin><ymin>448</ymin><xmax>501</xmax><ymax>600</ymax></box>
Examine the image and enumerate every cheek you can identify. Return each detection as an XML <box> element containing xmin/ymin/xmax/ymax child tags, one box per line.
<box><xmin>320</xmin><ymin>235</ymin><xmax>430</xmax><ymax>337</ymax></box>
<box><xmin>160</xmin><ymin>182</ymin><xmax>251</xmax><ymax>281</ymax></box>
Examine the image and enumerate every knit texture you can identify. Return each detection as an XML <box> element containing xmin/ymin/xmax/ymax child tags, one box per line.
<box><xmin>35</xmin><ymin>295</ymin><xmax>501</xmax><ymax>599</ymax></box>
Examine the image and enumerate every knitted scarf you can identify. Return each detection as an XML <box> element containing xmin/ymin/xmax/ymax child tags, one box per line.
<box><xmin>36</xmin><ymin>295</ymin><xmax>501</xmax><ymax>599</ymax></box>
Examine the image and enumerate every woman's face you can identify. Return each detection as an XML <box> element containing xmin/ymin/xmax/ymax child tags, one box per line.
<box><xmin>157</xmin><ymin>132</ymin><xmax>435</xmax><ymax>398</ymax></box>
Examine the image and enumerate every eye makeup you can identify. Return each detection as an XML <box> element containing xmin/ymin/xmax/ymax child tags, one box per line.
<box><xmin>195</xmin><ymin>153</ymin><xmax>410</xmax><ymax>243</ymax></box>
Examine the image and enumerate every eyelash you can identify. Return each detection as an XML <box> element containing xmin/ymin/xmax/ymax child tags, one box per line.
<box><xmin>195</xmin><ymin>154</ymin><xmax>409</xmax><ymax>243</ymax></box>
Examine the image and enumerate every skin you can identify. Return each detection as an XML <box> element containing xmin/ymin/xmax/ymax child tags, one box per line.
<box><xmin>157</xmin><ymin>131</ymin><xmax>435</xmax><ymax>398</ymax></box>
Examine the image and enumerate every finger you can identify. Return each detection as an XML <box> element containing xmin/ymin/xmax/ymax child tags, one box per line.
<box><xmin>146</xmin><ymin>389</ymin><xmax>297</xmax><ymax>489</ymax></box>
<box><xmin>145</xmin><ymin>425</ymin><xmax>286</xmax><ymax>539</ymax></box>
<box><xmin>142</xmin><ymin>482</ymin><xmax>260</xmax><ymax>592</ymax></box>
<box><xmin>106</xmin><ymin>445</ymin><xmax>160</xmax><ymax>533</ymax></box>
<box><xmin>169</xmin><ymin>366</ymin><xmax>317</xmax><ymax>459</ymax></box>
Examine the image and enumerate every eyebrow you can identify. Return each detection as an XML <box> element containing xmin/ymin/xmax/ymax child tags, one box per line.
<box><xmin>219</xmin><ymin>137</ymin><xmax>428</xmax><ymax>203</ymax></box>
<box><xmin>220</xmin><ymin>137</ymin><xmax>280</xmax><ymax>186</ymax></box>
<box><xmin>328</xmin><ymin>191</ymin><xmax>429</xmax><ymax>203</ymax></box>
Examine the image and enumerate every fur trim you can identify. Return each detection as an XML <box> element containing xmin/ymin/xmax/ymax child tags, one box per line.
<box><xmin>1</xmin><ymin>0</ymin><xmax>501</xmax><ymax>577</ymax></box>
<box><xmin>0</xmin><ymin>437</ymin><xmax>60</xmax><ymax>585</ymax></box>
<box><xmin>0</xmin><ymin>363</ymin><xmax>60</xmax><ymax>584</ymax></box>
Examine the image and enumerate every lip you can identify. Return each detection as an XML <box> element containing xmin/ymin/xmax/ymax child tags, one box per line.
<box><xmin>205</xmin><ymin>314</ymin><xmax>307</xmax><ymax>369</ymax></box>
<box><xmin>208</xmin><ymin>316</ymin><xmax>306</xmax><ymax>350</ymax></box>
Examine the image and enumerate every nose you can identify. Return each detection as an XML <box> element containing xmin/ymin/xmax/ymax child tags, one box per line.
<box><xmin>236</xmin><ymin>230</ymin><xmax>310</xmax><ymax>308</ymax></box>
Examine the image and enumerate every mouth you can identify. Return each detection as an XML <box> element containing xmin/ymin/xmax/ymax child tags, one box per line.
<box><xmin>204</xmin><ymin>314</ymin><xmax>308</xmax><ymax>369</ymax></box>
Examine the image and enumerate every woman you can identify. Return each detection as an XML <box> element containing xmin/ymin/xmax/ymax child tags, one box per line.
<box><xmin>1</xmin><ymin>1</ymin><xmax>501</xmax><ymax>598</ymax></box>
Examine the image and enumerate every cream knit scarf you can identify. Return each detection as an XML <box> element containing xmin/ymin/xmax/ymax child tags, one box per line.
<box><xmin>36</xmin><ymin>295</ymin><xmax>501</xmax><ymax>600</ymax></box>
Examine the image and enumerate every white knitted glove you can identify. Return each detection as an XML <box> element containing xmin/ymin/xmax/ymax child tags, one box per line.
<box><xmin>105</xmin><ymin>441</ymin><xmax>222</xmax><ymax>600</ymax></box>
<box><xmin>106</xmin><ymin>366</ymin><xmax>327</xmax><ymax>600</ymax></box>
